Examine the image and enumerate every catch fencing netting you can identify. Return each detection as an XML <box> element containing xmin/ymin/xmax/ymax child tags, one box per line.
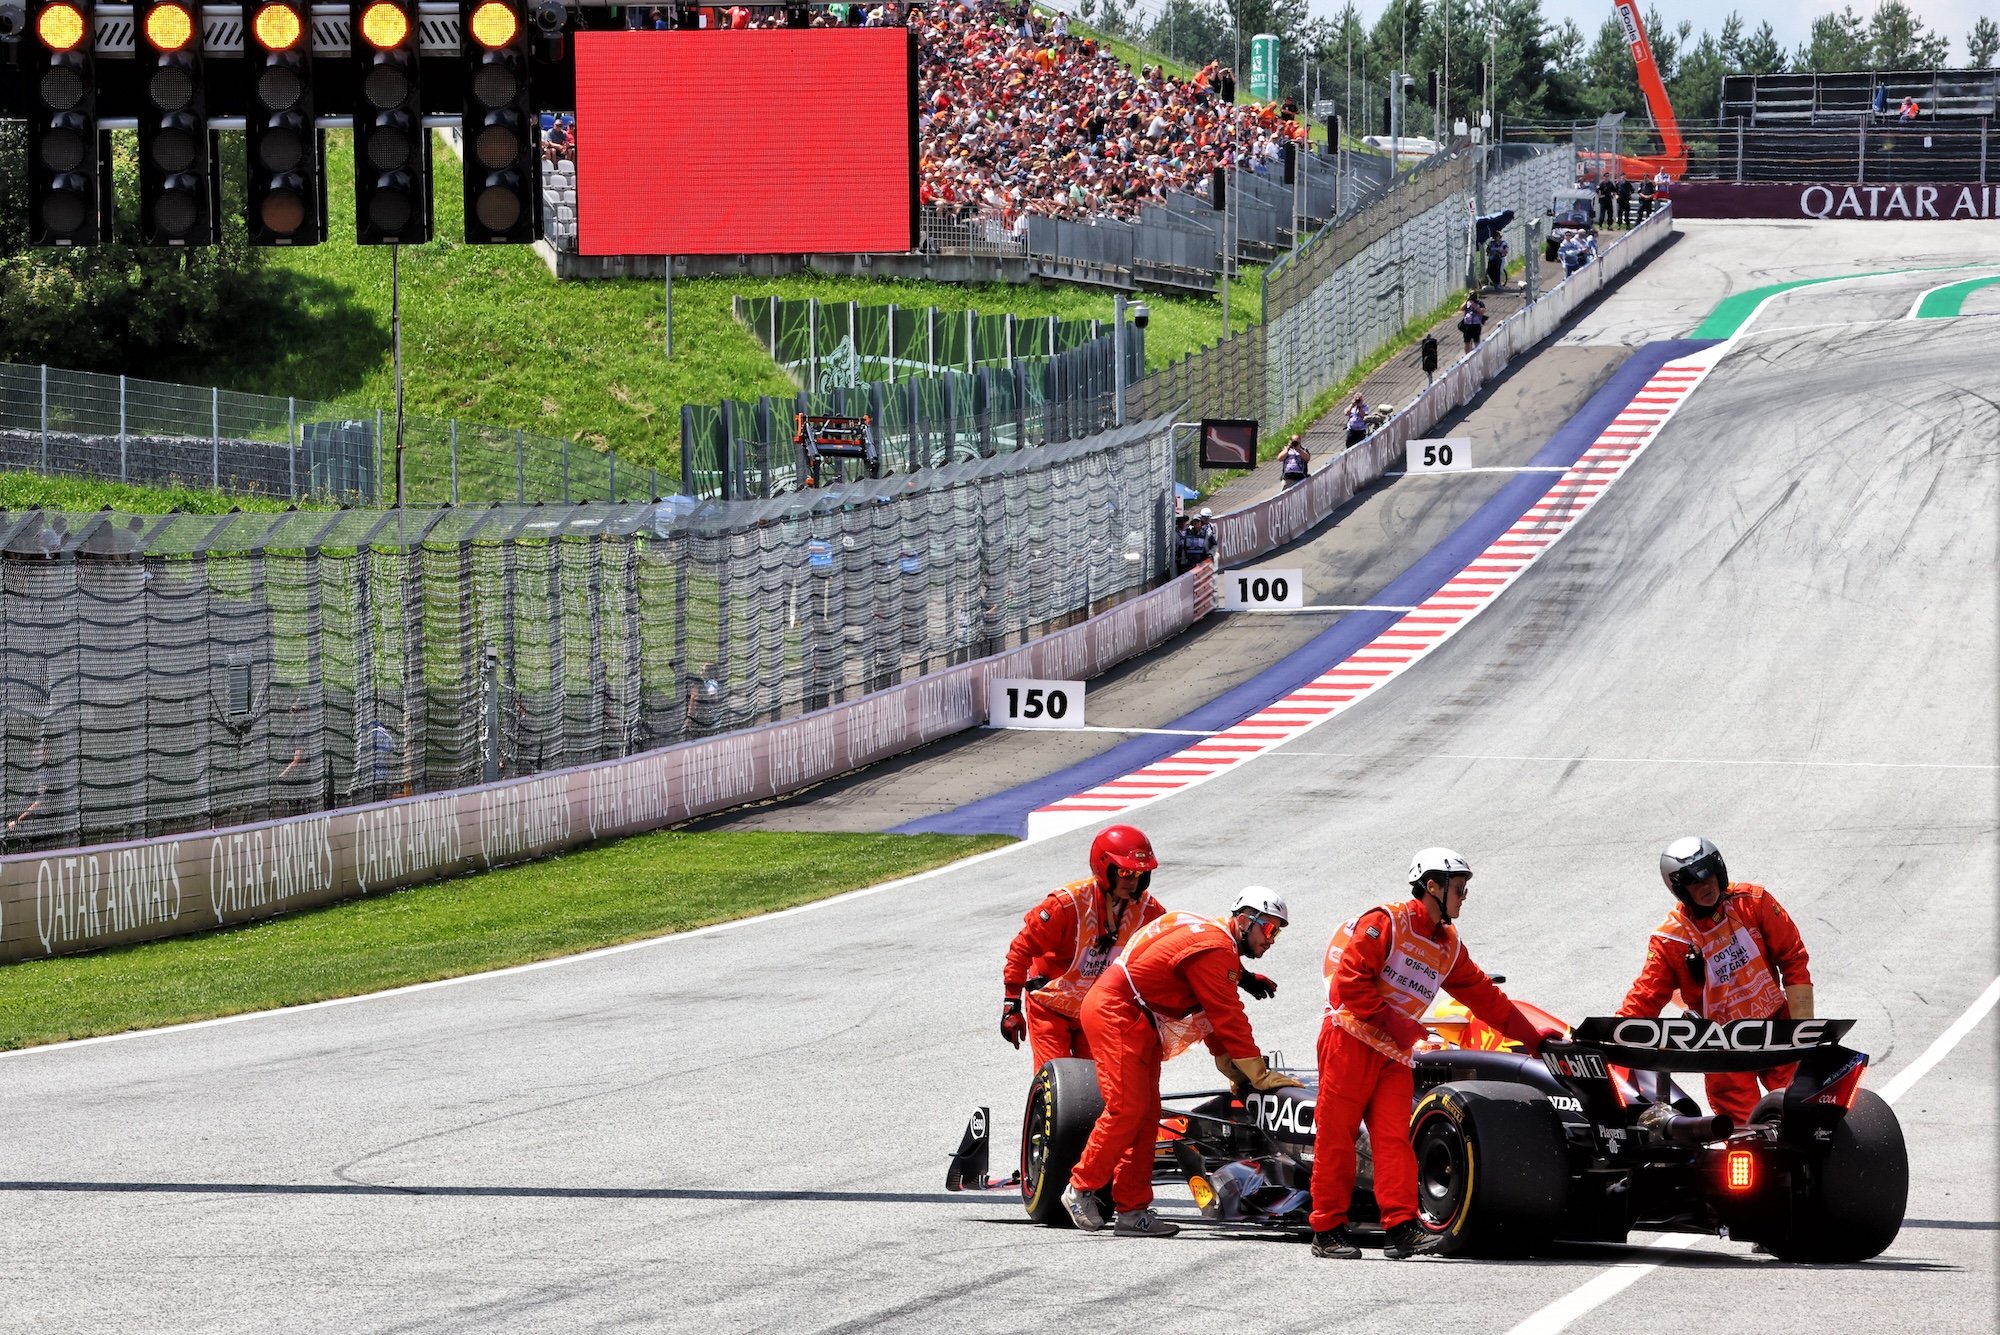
<box><xmin>0</xmin><ymin>418</ymin><xmax>1174</xmax><ymax>853</ymax></box>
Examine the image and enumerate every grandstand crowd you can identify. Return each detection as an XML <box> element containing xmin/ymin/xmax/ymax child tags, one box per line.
<box><xmin>586</xmin><ymin>3</ymin><xmax>1310</xmax><ymax>234</ymax></box>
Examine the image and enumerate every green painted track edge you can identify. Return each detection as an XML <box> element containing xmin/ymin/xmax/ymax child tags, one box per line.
<box><xmin>1915</xmin><ymin>274</ymin><xmax>2000</xmax><ymax>319</ymax></box>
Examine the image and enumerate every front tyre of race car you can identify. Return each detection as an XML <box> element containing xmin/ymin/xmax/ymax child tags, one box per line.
<box><xmin>1020</xmin><ymin>1058</ymin><xmax>1104</xmax><ymax>1227</ymax></box>
<box><xmin>1409</xmin><ymin>1081</ymin><xmax>1569</xmax><ymax>1257</ymax></box>
<box><xmin>1754</xmin><ymin>1088</ymin><xmax>1908</xmax><ymax>1263</ymax></box>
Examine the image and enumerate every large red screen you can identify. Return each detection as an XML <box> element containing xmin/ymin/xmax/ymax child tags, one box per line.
<box><xmin>574</xmin><ymin>31</ymin><xmax>917</xmax><ymax>256</ymax></box>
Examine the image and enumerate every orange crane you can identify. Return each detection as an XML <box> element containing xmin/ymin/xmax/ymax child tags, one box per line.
<box><xmin>1599</xmin><ymin>0</ymin><xmax>1688</xmax><ymax>180</ymax></box>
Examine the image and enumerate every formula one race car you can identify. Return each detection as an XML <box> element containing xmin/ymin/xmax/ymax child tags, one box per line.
<box><xmin>996</xmin><ymin>993</ymin><xmax>1907</xmax><ymax>1263</ymax></box>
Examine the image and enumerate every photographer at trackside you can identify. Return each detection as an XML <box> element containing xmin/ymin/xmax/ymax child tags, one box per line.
<box><xmin>1618</xmin><ymin>836</ymin><xmax>1813</xmax><ymax>1125</ymax></box>
<box><xmin>1308</xmin><ymin>849</ymin><xmax>1561</xmax><ymax>1261</ymax></box>
<box><xmin>1001</xmin><ymin>824</ymin><xmax>1166</xmax><ymax>1071</ymax></box>
<box><xmin>1063</xmin><ymin>888</ymin><xmax>1299</xmax><ymax>1240</ymax></box>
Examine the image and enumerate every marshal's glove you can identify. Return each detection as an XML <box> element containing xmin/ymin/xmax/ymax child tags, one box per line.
<box><xmin>1231</xmin><ymin>1055</ymin><xmax>1303</xmax><ymax>1094</ymax></box>
<box><xmin>1000</xmin><ymin>995</ymin><xmax>1026</xmax><ymax>1049</ymax></box>
<box><xmin>1215</xmin><ymin>1051</ymin><xmax>1249</xmax><ymax>1097</ymax></box>
<box><xmin>1239</xmin><ymin>971</ymin><xmax>1278</xmax><ymax>1001</ymax></box>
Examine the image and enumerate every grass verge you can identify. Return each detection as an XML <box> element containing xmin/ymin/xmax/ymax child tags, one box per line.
<box><xmin>0</xmin><ymin>470</ymin><xmax>331</xmax><ymax>514</ymax></box>
<box><xmin>154</xmin><ymin>134</ymin><xmax>1260</xmax><ymax>474</ymax></box>
<box><xmin>0</xmin><ymin>829</ymin><xmax>1010</xmax><ymax>1050</ymax></box>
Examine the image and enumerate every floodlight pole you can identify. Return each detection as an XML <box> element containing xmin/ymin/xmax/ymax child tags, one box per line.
<box><xmin>392</xmin><ymin>244</ymin><xmax>406</xmax><ymax>508</ymax></box>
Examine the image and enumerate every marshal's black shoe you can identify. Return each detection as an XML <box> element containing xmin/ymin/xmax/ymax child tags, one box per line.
<box><xmin>1311</xmin><ymin>1227</ymin><xmax>1361</xmax><ymax>1259</ymax></box>
<box><xmin>1382</xmin><ymin>1220</ymin><xmax>1444</xmax><ymax>1260</ymax></box>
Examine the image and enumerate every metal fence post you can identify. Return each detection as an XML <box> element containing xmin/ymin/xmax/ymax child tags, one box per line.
<box><xmin>516</xmin><ymin>428</ymin><xmax>525</xmax><ymax>501</ymax></box>
<box><xmin>562</xmin><ymin>438</ymin><xmax>571</xmax><ymax>501</ymax></box>
<box><xmin>807</xmin><ymin>297</ymin><xmax>818</xmax><ymax>394</ymax></box>
<box><xmin>768</xmin><ymin>295</ymin><xmax>777</xmax><ymax>354</ymax></box>
<box><xmin>965</xmin><ymin>307</ymin><xmax>975</xmax><ymax>371</ymax></box>
<box><xmin>1735</xmin><ymin>118</ymin><xmax>1745</xmax><ymax>180</ymax></box>
<box><xmin>651</xmin><ymin>465</ymin><xmax>658</xmax><ymax>498</ymax></box>
<box><xmin>449</xmin><ymin>419</ymin><xmax>459</xmax><ymax>504</ymax></box>
<box><xmin>1005</xmin><ymin>313</ymin><xmax>1015</xmax><ymax>362</ymax></box>
<box><xmin>1857</xmin><ymin>118</ymin><xmax>1867</xmax><ymax>182</ymax></box>
<box><xmin>212</xmin><ymin>386</ymin><xmax>221</xmax><ymax>487</ymax></box>
<box><xmin>39</xmin><ymin>364</ymin><xmax>48</xmax><ymax>470</ymax></box>
<box><xmin>926</xmin><ymin>305</ymin><xmax>935</xmax><ymax>373</ymax></box>
<box><xmin>375</xmin><ymin>409</ymin><xmax>384</xmax><ymax>505</ymax></box>
<box><xmin>608</xmin><ymin>450</ymin><xmax>617</xmax><ymax>500</ymax></box>
<box><xmin>287</xmin><ymin>395</ymin><xmax>296</xmax><ymax>498</ymax></box>
<box><xmin>885</xmin><ymin>303</ymin><xmax>896</xmax><ymax>381</ymax></box>
<box><xmin>119</xmin><ymin>374</ymin><xmax>128</xmax><ymax>482</ymax></box>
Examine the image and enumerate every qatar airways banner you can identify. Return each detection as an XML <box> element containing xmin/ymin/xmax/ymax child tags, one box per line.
<box><xmin>0</xmin><ymin>564</ymin><xmax>1211</xmax><ymax>963</ymax></box>
<box><xmin>1666</xmin><ymin>180</ymin><xmax>2000</xmax><ymax>221</ymax></box>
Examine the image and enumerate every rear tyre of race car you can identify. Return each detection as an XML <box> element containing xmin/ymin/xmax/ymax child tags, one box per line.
<box><xmin>1020</xmin><ymin>1058</ymin><xmax>1104</xmax><ymax>1228</ymax></box>
<box><xmin>1758</xmin><ymin>1088</ymin><xmax>1908</xmax><ymax>1263</ymax></box>
<box><xmin>1409</xmin><ymin>1081</ymin><xmax>1569</xmax><ymax>1257</ymax></box>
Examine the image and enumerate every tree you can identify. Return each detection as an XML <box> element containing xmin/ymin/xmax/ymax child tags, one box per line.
<box><xmin>1723</xmin><ymin>15</ymin><xmax>1786</xmax><ymax>75</ymax></box>
<box><xmin>1867</xmin><ymin>0</ymin><xmax>1948</xmax><ymax>70</ymax></box>
<box><xmin>1969</xmin><ymin>16</ymin><xmax>2000</xmax><ymax>67</ymax></box>
<box><xmin>0</xmin><ymin>126</ymin><xmax>279</xmax><ymax>372</ymax></box>
<box><xmin>1795</xmin><ymin>5</ymin><xmax>1870</xmax><ymax>72</ymax></box>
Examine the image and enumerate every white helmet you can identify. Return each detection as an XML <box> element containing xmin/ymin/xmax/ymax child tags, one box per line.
<box><xmin>1230</xmin><ymin>885</ymin><xmax>1289</xmax><ymax>925</ymax></box>
<box><xmin>1407</xmin><ymin>847</ymin><xmax>1471</xmax><ymax>890</ymax></box>
<box><xmin>1198</xmin><ymin>507</ymin><xmax>1213</xmax><ymax>519</ymax></box>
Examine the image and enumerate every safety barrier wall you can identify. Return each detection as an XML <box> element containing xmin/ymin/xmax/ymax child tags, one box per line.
<box><xmin>0</xmin><ymin>561</ymin><xmax>1213</xmax><ymax>963</ymax></box>
<box><xmin>1215</xmin><ymin>203</ymin><xmax>1675</xmax><ymax>568</ymax></box>
<box><xmin>0</xmin><ymin>207</ymin><xmax>1674</xmax><ymax>963</ymax></box>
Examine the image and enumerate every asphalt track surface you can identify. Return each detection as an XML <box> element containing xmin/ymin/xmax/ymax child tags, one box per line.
<box><xmin>3</xmin><ymin>231</ymin><xmax>1998</xmax><ymax>1333</ymax></box>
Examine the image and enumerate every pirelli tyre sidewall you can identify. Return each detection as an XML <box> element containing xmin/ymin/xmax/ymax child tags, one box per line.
<box><xmin>1410</xmin><ymin>1080</ymin><xmax>1570</xmax><ymax>1257</ymax></box>
<box><xmin>1020</xmin><ymin>1057</ymin><xmax>1104</xmax><ymax>1227</ymax></box>
<box><xmin>1760</xmin><ymin>1087</ymin><xmax>1909</xmax><ymax>1263</ymax></box>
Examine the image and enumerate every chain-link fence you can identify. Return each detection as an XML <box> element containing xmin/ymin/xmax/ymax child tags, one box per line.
<box><xmin>0</xmin><ymin>363</ymin><xmax>665</xmax><ymax>506</ymax></box>
<box><xmin>0</xmin><ymin>416</ymin><xmax>1175</xmax><ymax>854</ymax></box>
<box><xmin>734</xmin><ymin>295</ymin><xmax>1107</xmax><ymax>387</ymax></box>
<box><xmin>683</xmin><ymin>305</ymin><xmax>1144</xmax><ymax>500</ymax></box>
<box><xmin>1129</xmin><ymin>143</ymin><xmax>1576</xmax><ymax>460</ymax></box>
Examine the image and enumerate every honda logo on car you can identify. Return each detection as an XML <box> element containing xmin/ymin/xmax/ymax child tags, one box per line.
<box><xmin>1611</xmin><ymin>1017</ymin><xmax>1830</xmax><ymax>1051</ymax></box>
<box><xmin>1244</xmin><ymin>1092</ymin><xmax>1315</xmax><ymax>1137</ymax></box>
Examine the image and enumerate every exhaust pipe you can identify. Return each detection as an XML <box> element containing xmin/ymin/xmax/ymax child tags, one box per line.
<box><xmin>1639</xmin><ymin>1104</ymin><xmax>1734</xmax><ymax>1145</ymax></box>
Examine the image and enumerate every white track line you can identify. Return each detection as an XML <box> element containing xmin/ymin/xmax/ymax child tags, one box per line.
<box><xmin>1265</xmin><ymin>750</ymin><xmax>1997</xmax><ymax>773</ymax></box>
<box><xmin>1505</xmin><ymin>973</ymin><xmax>2000</xmax><ymax>1335</ymax></box>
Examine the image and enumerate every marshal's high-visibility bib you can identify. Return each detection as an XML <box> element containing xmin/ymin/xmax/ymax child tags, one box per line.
<box><xmin>1651</xmin><ymin>883</ymin><xmax>1786</xmax><ymax>1022</ymax></box>
<box><xmin>1111</xmin><ymin>910</ymin><xmax>1225</xmax><ymax>1060</ymax></box>
<box><xmin>1030</xmin><ymin>879</ymin><xmax>1163</xmax><ymax>1020</ymax></box>
<box><xmin>1322</xmin><ymin>901</ymin><xmax>1463</xmax><ymax>1065</ymax></box>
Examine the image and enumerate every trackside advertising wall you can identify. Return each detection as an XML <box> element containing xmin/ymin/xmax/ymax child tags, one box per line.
<box><xmin>1667</xmin><ymin>181</ymin><xmax>1999</xmax><ymax>221</ymax></box>
<box><xmin>1213</xmin><ymin>205</ymin><xmax>1677</xmax><ymax>567</ymax></box>
<box><xmin>0</xmin><ymin>566</ymin><xmax>1211</xmax><ymax>963</ymax></box>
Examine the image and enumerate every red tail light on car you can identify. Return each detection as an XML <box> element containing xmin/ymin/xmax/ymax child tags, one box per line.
<box><xmin>1726</xmin><ymin>1150</ymin><xmax>1755</xmax><ymax>1191</ymax></box>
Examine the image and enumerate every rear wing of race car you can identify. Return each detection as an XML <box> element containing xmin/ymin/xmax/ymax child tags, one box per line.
<box><xmin>1562</xmin><ymin>1017</ymin><xmax>1858</xmax><ymax>1074</ymax></box>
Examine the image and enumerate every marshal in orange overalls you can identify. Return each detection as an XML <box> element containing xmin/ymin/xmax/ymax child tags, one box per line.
<box><xmin>1619</xmin><ymin>883</ymin><xmax>1812</xmax><ymax>1124</ymax></box>
<box><xmin>1069</xmin><ymin>912</ymin><xmax>1261</xmax><ymax>1214</ymax></box>
<box><xmin>1308</xmin><ymin>899</ymin><xmax>1545</xmax><ymax>1234</ymax></box>
<box><xmin>1003</xmin><ymin>877</ymin><xmax>1165</xmax><ymax>1071</ymax></box>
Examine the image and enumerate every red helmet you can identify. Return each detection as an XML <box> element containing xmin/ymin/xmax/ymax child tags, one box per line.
<box><xmin>1090</xmin><ymin>825</ymin><xmax>1158</xmax><ymax>893</ymax></box>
